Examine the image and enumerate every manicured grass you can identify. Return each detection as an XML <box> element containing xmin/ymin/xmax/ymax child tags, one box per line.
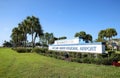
<box><xmin>0</xmin><ymin>48</ymin><xmax>120</xmax><ymax>78</ymax></box>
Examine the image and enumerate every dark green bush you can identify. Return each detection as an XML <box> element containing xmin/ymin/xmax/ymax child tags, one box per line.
<box><xmin>32</xmin><ymin>48</ymin><xmax>41</xmax><ymax>53</ymax></box>
<box><xmin>108</xmin><ymin>51</ymin><xmax>115</xmax><ymax>56</ymax></box>
<box><xmin>82</xmin><ymin>54</ymin><xmax>88</xmax><ymax>58</ymax></box>
<box><xmin>75</xmin><ymin>58</ymin><xmax>82</xmax><ymax>63</ymax></box>
<box><xmin>99</xmin><ymin>57</ymin><xmax>113</xmax><ymax>65</ymax></box>
<box><xmin>82</xmin><ymin>57</ymin><xmax>91</xmax><ymax>63</ymax></box>
<box><xmin>14</xmin><ymin>47</ymin><xmax>32</xmax><ymax>53</ymax></box>
<box><xmin>70</xmin><ymin>52</ymin><xmax>77</xmax><ymax>58</ymax></box>
<box><xmin>26</xmin><ymin>48</ymin><xmax>32</xmax><ymax>52</ymax></box>
<box><xmin>32</xmin><ymin>48</ymin><xmax>48</xmax><ymax>54</ymax></box>
<box><xmin>76</xmin><ymin>53</ymin><xmax>82</xmax><ymax>58</ymax></box>
<box><xmin>71</xmin><ymin>58</ymin><xmax>77</xmax><ymax>62</ymax></box>
<box><xmin>110</xmin><ymin>53</ymin><xmax>120</xmax><ymax>62</ymax></box>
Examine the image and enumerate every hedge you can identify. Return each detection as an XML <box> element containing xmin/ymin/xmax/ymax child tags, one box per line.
<box><xmin>13</xmin><ymin>47</ymin><xmax>120</xmax><ymax>65</ymax></box>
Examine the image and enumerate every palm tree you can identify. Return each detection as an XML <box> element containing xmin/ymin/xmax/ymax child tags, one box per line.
<box><xmin>39</xmin><ymin>32</ymin><xmax>55</xmax><ymax>46</ymax></box>
<box><xmin>26</xmin><ymin>16</ymin><xmax>43</xmax><ymax>48</ymax></box>
<box><xmin>74</xmin><ymin>31</ymin><xmax>86</xmax><ymax>41</ymax></box>
<box><xmin>11</xmin><ymin>27</ymin><xmax>22</xmax><ymax>47</ymax></box>
<box><xmin>106</xmin><ymin>28</ymin><xmax>117</xmax><ymax>40</ymax></box>
<box><xmin>33</xmin><ymin>17</ymin><xmax>43</xmax><ymax>45</ymax></box>
<box><xmin>74</xmin><ymin>32</ymin><xmax>80</xmax><ymax>37</ymax></box>
<box><xmin>18</xmin><ymin>22</ymin><xmax>27</xmax><ymax>47</ymax></box>
<box><xmin>10</xmin><ymin>16</ymin><xmax>43</xmax><ymax>48</ymax></box>
<box><xmin>85</xmin><ymin>34</ymin><xmax>92</xmax><ymax>43</ymax></box>
<box><xmin>44</xmin><ymin>32</ymin><xmax>53</xmax><ymax>45</ymax></box>
<box><xmin>58</xmin><ymin>36</ymin><xmax>67</xmax><ymax>40</ymax></box>
<box><xmin>98</xmin><ymin>30</ymin><xmax>106</xmax><ymax>39</ymax></box>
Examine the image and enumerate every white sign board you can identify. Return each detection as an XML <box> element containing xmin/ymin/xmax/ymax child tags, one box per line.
<box><xmin>49</xmin><ymin>38</ymin><xmax>105</xmax><ymax>54</ymax></box>
<box><xmin>49</xmin><ymin>44</ymin><xmax>105</xmax><ymax>54</ymax></box>
<box><xmin>54</xmin><ymin>38</ymin><xmax>79</xmax><ymax>45</ymax></box>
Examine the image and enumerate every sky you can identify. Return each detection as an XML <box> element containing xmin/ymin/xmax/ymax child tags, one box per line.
<box><xmin>0</xmin><ymin>0</ymin><xmax>120</xmax><ymax>46</ymax></box>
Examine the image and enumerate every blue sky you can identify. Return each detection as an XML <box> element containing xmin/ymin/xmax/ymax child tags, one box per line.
<box><xmin>0</xmin><ymin>0</ymin><xmax>120</xmax><ymax>46</ymax></box>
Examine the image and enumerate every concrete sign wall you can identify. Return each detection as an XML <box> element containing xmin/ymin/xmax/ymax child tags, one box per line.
<box><xmin>49</xmin><ymin>38</ymin><xmax>105</xmax><ymax>54</ymax></box>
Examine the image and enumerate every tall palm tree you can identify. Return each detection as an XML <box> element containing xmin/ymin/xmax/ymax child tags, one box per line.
<box><xmin>48</xmin><ymin>33</ymin><xmax>54</xmax><ymax>44</ymax></box>
<box><xmin>106</xmin><ymin>28</ymin><xmax>117</xmax><ymax>40</ymax></box>
<box><xmin>74</xmin><ymin>32</ymin><xmax>80</xmax><ymax>37</ymax></box>
<box><xmin>18</xmin><ymin>22</ymin><xmax>28</xmax><ymax>47</ymax></box>
<box><xmin>44</xmin><ymin>32</ymin><xmax>51</xmax><ymax>45</ymax></box>
<box><xmin>85</xmin><ymin>34</ymin><xmax>92</xmax><ymax>43</ymax></box>
<box><xmin>58</xmin><ymin>36</ymin><xmax>67</xmax><ymax>40</ymax></box>
<box><xmin>33</xmin><ymin>17</ymin><xmax>43</xmax><ymax>45</ymax></box>
<box><xmin>98</xmin><ymin>30</ymin><xmax>106</xmax><ymax>40</ymax></box>
<box><xmin>11</xmin><ymin>27</ymin><xmax>22</xmax><ymax>47</ymax></box>
<box><xmin>26</xmin><ymin>16</ymin><xmax>43</xmax><ymax>48</ymax></box>
<box><xmin>74</xmin><ymin>31</ymin><xmax>86</xmax><ymax>41</ymax></box>
<box><xmin>39</xmin><ymin>32</ymin><xmax>55</xmax><ymax>45</ymax></box>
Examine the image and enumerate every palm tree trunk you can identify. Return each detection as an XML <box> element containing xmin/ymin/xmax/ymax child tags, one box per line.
<box><xmin>33</xmin><ymin>33</ymin><xmax>38</xmax><ymax>47</ymax></box>
<box><xmin>32</xmin><ymin>33</ymin><xmax>34</xmax><ymax>48</ymax></box>
<box><xmin>25</xmin><ymin>34</ymin><xmax>27</xmax><ymax>48</ymax></box>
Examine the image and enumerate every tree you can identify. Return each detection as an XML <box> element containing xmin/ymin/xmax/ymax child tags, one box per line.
<box><xmin>11</xmin><ymin>16</ymin><xmax>43</xmax><ymax>48</ymax></box>
<box><xmin>85</xmin><ymin>34</ymin><xmax>92</xmax><ymax>43</ymax></box>
<box><xmin>58</xmin><ymin>36</ymin><xmax>67</xmax><ymax>40</ymax></box>
<box><xmin>26</xmin><ymin>16</ymin><xmax>43</xmax><ymax>48</ymax></box>
<box><xmin>74</xmin><ymin>31</ymin><xmax>86</xmax><ymax>40</ymax></box>
<box><xmin>74</xmin><ymin>31</ymin><xmax>92</xmax><ymax>42</ymax></box>
<box><xmin>97</xmin><ymin>30</ymin><xmax>107</xmax><ymax>42</ymax></box>
<box><xmin>18</xmin><ymin>23</ymin><xmax>27</xmax><ymax>47</ymax></box>
<box><xmin>106</xmin><ymin>28</ymin><xmax>117</xmax><ymax>40</ymax></box>
<box><xmin>3</xmin><ymin>41</ymin><xmax>12</xmax><ymax>47</ymax></box>
<box><xmin>98</xmin><ymin>30</ymin><xmax>106</xmax><ymax>39</ymax></box>
<box><xmin>40</xmin><ymin>32</ymin><xmax>54</xmax><ymax>45</ymax></box>
<box><xmin>97</xmin><ymin>28</ymin><xmax>117</xmax><ymax>42</ymax></box>
<box><xmin>74</xmin><ymin>32</ymin><xmax>80</xmax><ymax>37</ymax></box>
<box><xmin>39</xmin><ymin>32</ymin><xmax>64</xmax><ymax>45</ymax></box>
<box><xmin>11</xmin><ymin>27</ymin><xmax>22</xmax><ymax>47</ymax></box>
<box><xmin>95</xmin><ymin>37</ymin><xmax>104</xmax><ymax>42</ymax></box>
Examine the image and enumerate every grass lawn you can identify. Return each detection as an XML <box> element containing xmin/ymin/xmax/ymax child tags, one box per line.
<box><xmin>0</xmin><ymin>48</ymin><xmax>120</xmax><ymax>78</ymax></box>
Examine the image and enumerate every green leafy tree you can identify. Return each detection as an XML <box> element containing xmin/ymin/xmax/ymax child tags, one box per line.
<box><xmin>74</xmin><ymin>31</ymin><xmax>86</xmax><ymax>40</ymax></box>
<box><xmin>106</xmin><ymin>28</ymin><xmax>117</xmax><ymax>40</ymax></box>
<box><xmin>97</xmin><ymin>28</ymin><xmax>117</xmax><ymax>41</ymax></box>
<box><xmin>18</xmin><ymin>23</ymin><xmax>27</xmax><ymax>47</ymax></box>
<box><xmin>11</xmin><ymin>16</ymin><xmax>43</xmax><ymax>48</ymax></box>
<box><xmin>75</xmin><ymin>31</ymin><xmax>92</xmax><ymax>42</ymax></box>
<box><xmin>97</xmin><ymin>30</ymin><xmax>106</xmax><ymax>42</ymax></box>
<box><xmin>41</xmin><ymin>32</ymin><xmax>54</xmax><ymax>45</ymax></box>
<box><xmin>3</xmin><ymin>41</ymin><xmax>12</xmax><ymax>47</ymax></box>
<box><xmin>26</xmin><ymin>16</ymin><xmax>43</xmax><ymax>48</ymax></box>
<box><xmin>98</xmin><ymin>30</ymin><xmax>106</xmax><ymax>39</ymax></box>
<box><xmin>74</xmin><ymin>32</ymin><xmax>80</xmax><ymax>37</ymax></box>
<box><xmin>58</xmin><ymin>36</ymin><xmax>67</xmax><ymax>40</ymax></box>
<box><xmin>85</xmin><ymin>34</ymin><xmax>92</xmax><ymax>43</ymax></box>
<box><xmin>11</xmin><ymin>27</ymin><xmax>22</xmax><ymax>47</ymax></box>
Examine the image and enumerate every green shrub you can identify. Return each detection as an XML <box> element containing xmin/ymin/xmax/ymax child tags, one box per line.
<box><xmin>26</xmin><ymin>48</ymin><xmax>32</xmax><ymax>52</ymax></box>
<box><xmin>32</xmin><ymin>48</ymin><xmax>48</xmax><ymax>54</ymax></box>
<box><xmin>110</xmin><ymin>53</ymin><xmax>120</xmax><ymax>62</ymax></box>
<box><xmin>108</xmin><ymin>51</ymin><xmax>115</xmax><ymax>56</ymax></box>
<box><xmin>99</xmin><ymin>57</ymin><xmax>113</xmax><ymax>65</ymax></box>
<box><xmin>13</xmin><ymin>47</ymin><xmax>32</xmax><ymax>53</ymax></box>
<box><xmin>71</xmin><ymin>58</ymin><xmax>77</xmax><ymax>62</ymax></box>
<box><xmin>70</xmin><ymin>52</ymin><xmax>77</xmax><ymax>58</ymax></box>
<box><xmin>75</xmin><ymin>58</ymin><xmax>82</xmax><ymax>63</ymax></box>
<box><xmin>32</xmin><ymin>48</ymin><xmax>41</xmax><ymax>53</ymax></box>
<box><xmin>76</xmin><ymin>53</ymin><xmax>82</xmax><ymax>58</ymax></box>
<box><xmin>82</xmin><ymin>57</ymin><xmax>91</xmax><ymax>63</ymax></box>
<box><xmin>82</xmin><ymin>53</ymin><xmax>88</xmax><ymax>58</ymax></box>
